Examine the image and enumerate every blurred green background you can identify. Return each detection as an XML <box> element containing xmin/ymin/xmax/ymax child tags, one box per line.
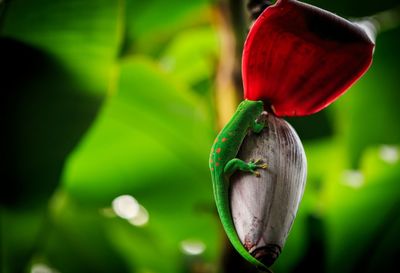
<box><xmin>1</xmin><ymin>0</ymin><xmax>399</xmax><ymax>273</ymax></box>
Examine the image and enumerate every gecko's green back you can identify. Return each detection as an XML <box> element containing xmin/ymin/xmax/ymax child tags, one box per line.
<box><xmin>209</xmin><ymin>100</ymin><xmax>270</xmax><ymax>272</ymax></box>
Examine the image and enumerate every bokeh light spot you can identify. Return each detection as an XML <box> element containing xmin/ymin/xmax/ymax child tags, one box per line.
<box><xmin>31</xmin><ymin>263</ymin><xmax>59</xmax><ymax>273</ymax></box>
<box><xmin>180</xmin><ymin>239</ymin><xmax>206</xmax><ymax>255</ymax></box>
<box><xmin>129</xmin><ymin>205</ymin><xmax>150</xmax><ymax>227</ymax></box>
<box><xmin>342</xmin><ymin>170</ymin><xmax>364</xmax><ymax>188</ymax></box>
<box><xmin>112</xmin><ymin>195</ymin><xmax>140</xmax><ymax>220</ymax></box>
<box><xmin>379</xmin><ymin>145</ymin><xmax>398</xmax><ymax>164</ymax></box>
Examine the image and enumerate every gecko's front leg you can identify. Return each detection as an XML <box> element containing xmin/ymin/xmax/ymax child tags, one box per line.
<box><xmin>224</xmin><ymin>158</ymin><xmax>267</xmax><ymax>177</ymax></box>
<box><xmin>252</xmin><ymin>119</ymin><xmax>265</xmax><ymax>134</ymax></box>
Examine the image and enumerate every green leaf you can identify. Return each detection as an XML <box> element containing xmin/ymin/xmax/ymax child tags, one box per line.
<box><xmin>1</xmin><ymin>207</ymin><xmax>46</xmax><ymax>273</ymax></box>
<box><xmin>160</xmin><ymin>27</ymin><xmax>219</xmax><ymax>92</ymax></box>
<box><xmin>1</xmin><ymin>0</ymin><xmax>123</xmax><ymax>93</ymax></box>
<box><xmin>332</xmin><ymin>28</ymin><xmax>400</xmax><ymax>167</ymax></box>
<box><xmin>0</xmin><ymin>39</ymin><xmax>103</xmax><ymax>208</ymax></box>
<box><xmin>64</xmin><ymin>57</ymin><xmax>214</xmax><ymax>202</ymax></box>
<box><xmin>38</xmin><ymin>192</ymin><xmax>130</xmax><ymax>273</ymax></box>
<box><xmin>124</xmin><ymin>0</ymin><xmax>211</xmax><ymax>55</ymax></box>
<box><xmin>62</xmin><ymin>57</ymin><xmax>219</xmax><ymax>271</ymax></box>
<box><xmin>322</xmin><ymin>146</ymin><xmax>400</xmax><ymax>273</ymax></box>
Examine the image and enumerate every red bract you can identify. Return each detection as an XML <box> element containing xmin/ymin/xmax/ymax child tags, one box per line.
<box><xmin>242</xmin><ymin>0</ymin><xmax>375</xmax><ymax>117</ymax></box>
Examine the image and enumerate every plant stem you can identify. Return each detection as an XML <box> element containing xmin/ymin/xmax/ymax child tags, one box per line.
<box><xmin>368</xmin><ymin>4</ymin><xmax>400</xmax><ymax>33</ymax></box>
<box><xmin>214</xmin><ymin>0</ymin><xmax>243</xmax><ymax>129</ymax></box>
<box><xmin>353</xmin><ymin>4</ymin><xmax>400</xmax><ymax>44</ymax></box>
<box><xmin>247</xmin><ymin>0</ymin><xmax>274</xmax><ymax>21</ymax></box>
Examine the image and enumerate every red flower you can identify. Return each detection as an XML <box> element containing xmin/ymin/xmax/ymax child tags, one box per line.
<box><xmin>242</xmin><ymin>0</ymin><xmax>375</xmax><ymax>117</ymax></box>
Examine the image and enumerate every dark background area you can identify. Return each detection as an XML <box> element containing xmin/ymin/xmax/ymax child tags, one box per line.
<box><xmin>1</xmin><ymin>1</ymin><xmax>399</xmax><ymax>273</ymax></box>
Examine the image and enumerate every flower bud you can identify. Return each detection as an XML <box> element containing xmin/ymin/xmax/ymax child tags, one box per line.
<box><xmin>230</xmin><ymin>111</ymin><xmax>307</xmax><ymax>266</ymax></box>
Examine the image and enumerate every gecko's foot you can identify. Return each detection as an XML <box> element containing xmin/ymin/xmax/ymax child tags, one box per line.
<box><xmin>251</xmin><ymin>159</ymin><xmax>268</xmax><ymax>169</ymax></box>
<box><xmin>248</xmin><ymin>159</ymin><xmax>268</xmax><ymax>177</ymax></box>
<box><xmin>252</xmin><ymin>121</ymin><xmax>265</xmax><ymax>134</ymax></box>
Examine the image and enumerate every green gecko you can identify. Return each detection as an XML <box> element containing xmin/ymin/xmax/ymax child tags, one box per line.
<box><xmin>209</xmin><ymin>99</ymin><xmax>271</xmax><ymax>272</ymax></box>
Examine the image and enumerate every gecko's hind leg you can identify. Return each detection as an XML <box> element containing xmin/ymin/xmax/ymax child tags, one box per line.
<box><xmin>251</xmin><ymin>159</ymin><xmax>268</xmax><ymax>169</ymax></box>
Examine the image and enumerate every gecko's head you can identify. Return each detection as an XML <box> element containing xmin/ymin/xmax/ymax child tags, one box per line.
<box><xmin>237</xmin><ymin>100</ymin><xmax>264</xmax><ymax>115</ymax></box>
